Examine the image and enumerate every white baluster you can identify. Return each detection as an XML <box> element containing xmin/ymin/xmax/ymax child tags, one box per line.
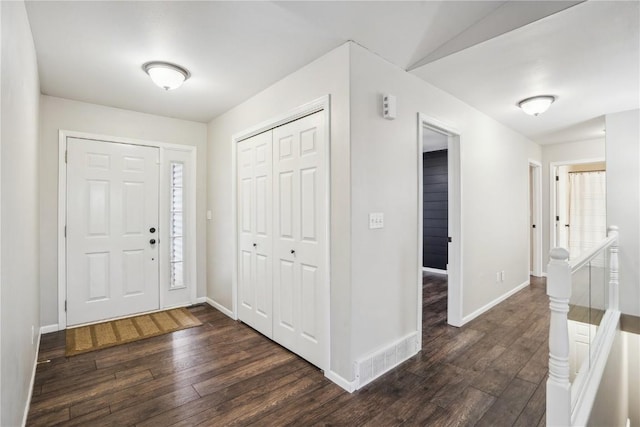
<box><xmin>547</xmin><ymin>247</ymin><xmax>572</xmax><ymax>427</ymax></box>
<box><xmin>607</xmin><ymin>226</ymin><xmax>619</xmax><ymax>311</ymax></box>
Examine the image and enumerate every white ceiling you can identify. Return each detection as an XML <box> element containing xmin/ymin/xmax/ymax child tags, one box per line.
<box><xmin>24</xmin><ymin>1</ymin><xmax>344</xmax><ymax>122</ymax></box>
<box><xmin>411</xmin><ymin>1</ymin><xmax>639</xmax><ymax>144</ymax></box>
<box><xmin>24</xmin><ymin>1</ymin><xmax>639</xmax><ymax>144</ymax></box>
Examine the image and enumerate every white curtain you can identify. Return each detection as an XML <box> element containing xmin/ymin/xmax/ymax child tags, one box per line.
<box><xmin>568</xmin><ymin>171</ymin><xmax>607</xmax><ymax>260</ymax></box>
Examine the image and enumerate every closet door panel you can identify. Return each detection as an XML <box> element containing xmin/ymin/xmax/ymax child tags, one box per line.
<box><xmin>239</xmin><ymin>250</ymin><xmax>253</xmax><ymax>310</ymax></box>
<box><xmin>237</xmin><ymin>139</ymin><xmax>255</xmax><ymax>325</ymax></box>
<box><xmin>255</xmin><ymin>254</ymin><xmax>269</xmax><ymax>320</ymax></box>
<box><xmin>273</xmin><ymin>111</ymin><xmax>326</xmax><ymax>368</ymax></box>
<box><xmin>252</xmin><ymin>132</ymin><xmax>273</xmax><ymax>335</ymax></box>
<box><xmin>300</xmin><ymin>263</ymin><xmax>318</xmax><ymax>343</ymax></box>
<box><xmin>278</xmin><ymin>171</ymin><xmax>295</xmax><ymax>240</ymax></box>
<box><xmin>236</xmin><ymin>131</ymin><xmax>273</xmax><ymax>337</ymax></box>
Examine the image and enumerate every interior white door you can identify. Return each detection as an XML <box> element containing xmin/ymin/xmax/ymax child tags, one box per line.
<box><xmin>272</xmin><ymin>111</ymin><xmax>326</xmax><ymax>368</ymax></box>
<box><xmin>66</xmin><ymin>138</ymin><xmax>160</xmax><ymax>326</ymax></box>
<box><xmin>237</xmin><ymin>131</ymin><xmax>273</xmax><ymax>337</ymax></box>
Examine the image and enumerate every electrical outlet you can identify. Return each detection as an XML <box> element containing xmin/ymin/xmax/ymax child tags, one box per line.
<box><xmin>496</xmin><ymin>272</ymin><xmax>501</xmax><ymax>283</ymax></box>
<box><xmin>31</xmin><ymin>325</ymin><xmax>35</xmax><ymax>345</ymax></box>
<box><xmin>369</xmin><ymin>212</ymin><xmax>384</xmax><ymax>229</ymax></box>
<box><xmin>501</xmin><ymin>271</ymin><xmax>506</xmax><ymax>282</ymax></box>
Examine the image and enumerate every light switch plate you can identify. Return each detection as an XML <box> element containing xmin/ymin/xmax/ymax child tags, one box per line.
<box><xmin>382</xmin><ymin>94</ymin><xmax>397</xmax><ymax>120</ymax></box>
<box><xmin>369</xmin><ymin>212</ymin><xmax>384</xmax><ymax>229</ymax></box>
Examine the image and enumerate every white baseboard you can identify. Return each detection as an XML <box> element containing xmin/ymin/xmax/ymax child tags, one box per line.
<box><xmin>194</xmin><ymin>296</ymin><xmax>207</xmax><ymax>304</ymax></box>
<box><xmin>354</xmin><ymin>332</ymin><xmax>419</xmax><ymax>390</ymax></box>
<box><xmin>325</xmin><ymin>370</ymin><xmax>357</xmax><ymax>393</ymax></box>
<box><xmin>40</xmin><ymin>324</ymin><xmax>59</xmax><ymax>334</ymax></box>
<box><xmin>22</xmin><ymin>329</ymin><xmax>42</xmax><ymax>427</ymax></box>
<box><xmin>422</xmin><ymin>267</ymin><xmax>448</xmax><ymax>275</ymax></box>
<box><xmin>461</xmin><ymin>279</ymin><xmax>531</xmax><ymax>325</ymax></box>
<box><xmin>205</xmin><ymin>297</ymin><xmax>236</xmax><ymax>320</ymax></box>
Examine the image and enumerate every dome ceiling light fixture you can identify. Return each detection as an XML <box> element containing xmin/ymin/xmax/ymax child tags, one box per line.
<box><xmin>517</xmin><ymin>95</ymin><xmax>556</xmax><ymax>116</ymax></box>
<box><xmin>142</xmin><ymin>61</ymin><xmax>191</xmax><ymax>91</ymax></box>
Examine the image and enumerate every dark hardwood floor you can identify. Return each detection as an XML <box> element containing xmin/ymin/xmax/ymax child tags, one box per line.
<box><xmin>28</xmin><ymin>275</ymin><xmax>549</xmax><ymax>426</ymax></box>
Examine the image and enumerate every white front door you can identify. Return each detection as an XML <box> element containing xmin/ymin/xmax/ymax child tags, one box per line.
<box><xmin>237</xmin><ymin>131</ymin><xmax>273</xmax><ymax>337</ymax></box>
<box><xmin>66</xmin><ymin>138</ymin><xmax>160</xmax><ymax>326</ymax></box>
<box><xmin>272</xmin><ymin>111</ymin><xmax>326</xmax><ymax>368</ymax></box>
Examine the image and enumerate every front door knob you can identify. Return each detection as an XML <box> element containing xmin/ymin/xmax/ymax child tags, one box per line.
<box><xmin>150</xmin><ymin>239</ymin><xmax>156</xmax><ymax>245</ymax></box>
<box><xmin>150</xmin><ymin>227</ymin><xmax>156</xmax><ymax>233</ymax></box>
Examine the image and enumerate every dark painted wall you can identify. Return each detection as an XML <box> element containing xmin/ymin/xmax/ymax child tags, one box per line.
<box><xmin>423</xmin><ymin>150</ymin><xmax>448</xmax><ymax>270</ymax></box>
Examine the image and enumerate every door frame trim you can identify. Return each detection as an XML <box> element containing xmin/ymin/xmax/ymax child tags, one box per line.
<box><xmin>230</xmin><ymin>95</ymin><xmax>331</xmax><ymax>373</ymax></box>
<box><xmin>529</xmin><ymin>159</ymin><xmax>543</xmax><ymax>277</ymax></box>
<box><xmin>417</xmin><ymin>113</ymin><xmax>463</xmax><ymax>343</ymax></box>
<box><xmin>549</xmin><ymin>157</ymin><xmax>605</xmax><ymax>256</ymax></box>
<box><xmin>57</xmin><ymin>130</ymin><xmax>197</xmax><ymax>330</ymax></box>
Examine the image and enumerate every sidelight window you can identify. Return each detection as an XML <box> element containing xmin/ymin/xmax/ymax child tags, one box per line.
<box><xmin>169</xmin><ymin>162</ymin><xmax>185</xmax><ymax>289</ymax></box>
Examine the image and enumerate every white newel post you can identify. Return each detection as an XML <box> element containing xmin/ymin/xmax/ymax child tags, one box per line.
<box><xmin>547</xmin><ymin>247</ymin><xmax>572</xmax><ymax>427</ymax></box>
<box><xmin>607</xmin><ymin>226</ymin><xmax>619</xmax><ymax>311</ymax></box>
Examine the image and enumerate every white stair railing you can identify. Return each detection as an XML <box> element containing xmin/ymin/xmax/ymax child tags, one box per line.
<box><xmin>547</xmin><ymin>226</ymin><xmax>620</xmax><ymax>427</ymax></box>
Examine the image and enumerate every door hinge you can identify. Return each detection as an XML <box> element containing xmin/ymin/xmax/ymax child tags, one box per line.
<box><xmin>65</xmin><ymin>150</ymin><xmax>68</xmax><ymax>163</ymax></box>
<box><xmin>556</xmin><ymin>215</ymin><xmax>560</xmax><ymax>221</ymax></box>
<box><xmin>64</xmin><ymin>226</ymin><xmax>67</xmax><ymax>238</ymax></box>
<box><xmin>64</xmin><ymin>300</ymin><xmax>67</xmax><ymax>312</ymax></box>
<box><xmin>555</xmin><ymin>175</ymin><xmax>559</xmax><ymax>181</ymax></box>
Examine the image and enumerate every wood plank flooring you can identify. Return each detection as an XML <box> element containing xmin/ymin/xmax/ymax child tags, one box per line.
<box><xmin>28</xmin><ymin>275</ymin><xmax>549</xmax><ymax>426</ymax></box>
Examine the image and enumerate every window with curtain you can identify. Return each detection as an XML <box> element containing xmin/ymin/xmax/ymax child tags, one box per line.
<box><xmin>568</xmin><ymin>171</ymin><xmax>606</xmax><ymax>261</ymax></box>
<box><xmin>170</xmin><ymin>162</ymin><xmax>185</xmax><ymax>289</ymax></box>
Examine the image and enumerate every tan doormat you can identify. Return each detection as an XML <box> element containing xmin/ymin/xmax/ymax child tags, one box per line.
<box><xmin>66</xmin><ymin>308</ymin><xmax>202</xmax><ymax>356</ymax></box>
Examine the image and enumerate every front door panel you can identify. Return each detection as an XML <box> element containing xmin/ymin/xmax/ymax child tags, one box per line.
<box><xmin>67</xmin><ymin>138</ymin><xmax>160</xmax><ymax>326</ymax></box>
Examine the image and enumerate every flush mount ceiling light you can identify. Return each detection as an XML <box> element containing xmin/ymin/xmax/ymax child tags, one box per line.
<box><xmin>142</xmin><ymin>61</ymin><xmax>190</xmax><ymax>91</ymax></box>
<box><xmin>517</xmin><ymin>95</ymin><xmax>556</xmax><ymax>116</ymax></box>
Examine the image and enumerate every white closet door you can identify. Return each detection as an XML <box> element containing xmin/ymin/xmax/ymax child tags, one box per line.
<box><xmin>273</xmin><ymin>111</ymin><xmax>326</xmax><ymax>368</ymax></box>
<box><xmin>66</xmin><ymin>138</ymin><xmax>160</xmax><ymax>326</ymax></box>
<box><xmin>237</xmin><ymin>131</ymin><xmax>273</xmax><ymax>337</ymax></box>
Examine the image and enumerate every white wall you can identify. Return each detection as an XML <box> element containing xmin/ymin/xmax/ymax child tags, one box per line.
<box><xmin>1</xmin><ymin>2</ymin><xmax>3</xmax><ymax>420</ymax></box>
<box><xmin>588</xmin><ymin>329</ymin><xmax>640</xmax><ymax>427</ymax></box>
<box><xmin>628</xmin><ymin>330</ymin><xmax>640</xmax><ymax>426</ymax></box>
<box><xmin>39</xmin><ymin>95</ymin><xmax>207</xmax><ymax>327</ymax></box>
<box><xmin>206</xmin><ymin>44</ymin><xmax>352</xmax><ymax>379</ymax></box>
<box><xmin>349</xmin><ymin>43</ymin><xmax>541</xmax><ymax>363</ymax></box>
<box><xmin>540</xmin><ymin>138</ymin><xmax>606</xmax><ymax>272</ymax></box>
<box><xmin>606</xmin><ymin>109</ymin><xmax>640</xmax><ymax>316</ymax></box>
<box><xmin>1</xmin><ymin>1</ymin><xmax>41</xmax><ymax>425</ymax></box>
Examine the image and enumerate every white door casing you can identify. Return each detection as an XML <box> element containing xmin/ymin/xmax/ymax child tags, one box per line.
<box><xmin>417</xmin><ymin>114</ymin><xmax>463</xmax><ymax>338</ymax></box>
<box><xmin>237</xmin><ymin>131</ymin><xmax>273</xmax><ymax>337</ymax></box>
<box><xmin>272</xmin><ymin>111</ymin><xmax>326</xmax><ymax>368</ymax></box>
<box><xmin>66</xmin><ymin>138</ymin><xmax>160</xmax><ymax>326</ymax></box>
<box><xmin>529</xmin><ymin>160</ymin><xmax>543</xmax><ymax>277</ymax></box>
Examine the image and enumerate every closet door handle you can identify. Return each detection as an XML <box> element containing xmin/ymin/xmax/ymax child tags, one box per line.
<box><xmin>253</xmin><ymin>243</ymin><xmax>257</xmax><ymax>247</ymax></box>
<box><xmin>290</xmin><ymin>249</ymin><xmax>295</xmax><ymax>255</ymax></box>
